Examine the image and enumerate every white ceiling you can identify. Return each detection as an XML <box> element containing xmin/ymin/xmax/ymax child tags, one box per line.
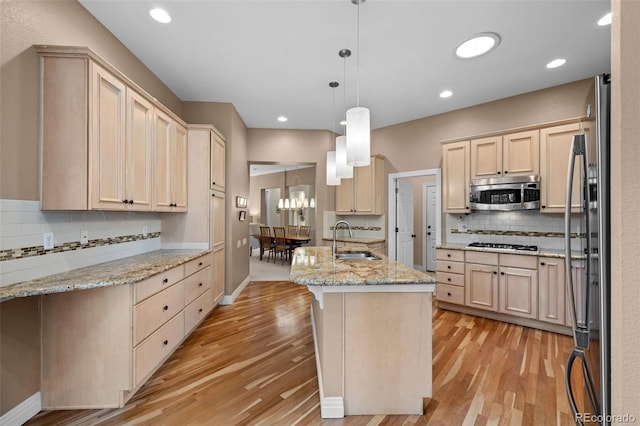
<box><xmin>79</xmin><ymin>0</ymin><xmax>611</xmax><ymax>132</ymax></box>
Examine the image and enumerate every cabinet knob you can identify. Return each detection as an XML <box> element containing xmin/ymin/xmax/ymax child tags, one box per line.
<box><xmin>497</xmin><ymin>171</ymin><xmax>501</xmax><ymax>175</ymax></box>
<box><xmin>163</xmin><ymin>278</ymin><xmax>169</xmax><ymax>284</ymax></box>
<box><xmin>163</xmin><ymin>340</ymin><xmax>168</xmax><ymax>346</ymax></box>
<box><xmin>540</xmin><ymin>262</ymin><xmax>546</xmax><ymax>266</ymax></box>
<box><xmin>542</xmin><ymin>205</ymin><xmax>546</xmax><ymax>209</ymax></box>
<box><xmin>212</xmin><ymin>193</ymin><xmax>216</xmax><ymax>197</ymax></box>
<box><xmin>163</xmin><ymin>305</ymin><xmax>169</xmax><ymax>311</ymax></box>
<box><xmin>447</xmin><ymin>278</ymin><xmax>451</xmax><ymax>282</ymax></box>
<box><xmin>500</xmin><ymin>272</ymin><xmax>505</xmax><ymax>275</ymax></box>
<box><xmin>122</xmin><ymin>199</ymin><xmax>129</xmax><ymax>204</ymax></box>
<box><xmin>447</xmin><ymin>265</ymin><xmax>451</xmax><ymax>269</ymax></box>
<box><xmin>493</xmin><ymin>271</ymin><xmax>497</xmax><ymax>275</ymax></box>
<box><xmin>212</xmin><ymin>182</ymin><xmax>216</xmax><ymax>185</ymax></box>
<box><xmin>504</xmin><ymin>171</ymin><xmax>509</xmax><ymax>174</ymax></box>
<box><xmin>199</xmin><ymin>282</ymin><xmax>203</xmax><ymax>287</ymax></box>
<box><xmin>199</xmin><ymin>308</ymin><xmax>203</xmax><ymax>313</ymax></box>
<box><xmin>199</xmin><ymin>262</ymin><xmax>203</xmax><ymax>266</ymax></box>
<box><xmin>128</xmin><ymin>200</ymin><xmax>134</xmax><ymax>204</ymax></box>
<box><xmin>447</xmin><ymin>253</ymin><xmax>451</xmax><ymax>257</ymax></box>
<box><xmin>447</xmin><ymin>292</ymin><xmax>452</xmax><ymax>296</ymax></box>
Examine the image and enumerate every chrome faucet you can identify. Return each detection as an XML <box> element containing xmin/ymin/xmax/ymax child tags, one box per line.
<box><xmin>332</xmin><ymin>220</ymin><xmax>353</xmax><ymax>258</ymax></box>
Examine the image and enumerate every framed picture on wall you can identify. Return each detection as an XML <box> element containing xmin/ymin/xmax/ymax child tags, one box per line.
<box><xmin>239</xmin><ymin>210</ymin><xmax>246</xmax><ymax>221</ymax></box>
<box><xmin>236</xmin><ymin>196</ymin><xmax>248</xmax><ymax>208</ymax></box>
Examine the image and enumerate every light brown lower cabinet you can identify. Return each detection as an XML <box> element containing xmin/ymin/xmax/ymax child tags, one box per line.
<box><xmin>498</xmin><ymin>254</ymin><xmax>538</xmax><ymax>319</ymax></box>
<box><xmin>41</xmin><ymin>253</ymin><xmax>213</xmax><ymax>409</ymax></box>
<box><xmin>435</xmin><ymin>249</ymin><xmax>465</xmax><ymax>305</ymax></box>
<box><xmin>538</xmin><ymin>257</ymin><xmax>566</xmax><ymax>325</ymax></box>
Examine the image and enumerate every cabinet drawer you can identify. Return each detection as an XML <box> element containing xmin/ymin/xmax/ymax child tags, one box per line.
<box><xmin>134</xmin><ymin>281</ymin><xmax>184</xmax><ymax>345</ymax></box>
<box><xmin>134</xmin><ymin>311</ymin><xmax>184</xmax><ymax>386</ymax></box>
<box><xmin>184</xmin><ymin>266</ymin><xmax>212</xmax><ymax>305</ymax></box>
<box><xmin>436</xmin><ymin>260</ymin><xmax>465</xmax><ymax>274</ymax></box>
<box><xmin>134</xmin><ymin>266</ymin><xmax>184</xmax><ymax>303</ymax></box>
<box><xmin>500</xmin><ymin>253</ymin><xmax>538</xmax><ymax>269</ymax></box>
<box><xmin>185</xmin><ymin>289</ymin><xmax>213</xmax><ymax>333</ymax></box>
<box><xmin>436</xmin><ymin>271</ymin><xmax>464</xmax><ymax>287</ymax></box>
<box><xmin>436</xmin><ymin>249</ymin><xmax>464</xmax><ymax>262</ymax></box>
<box><xmin>436</xmin><ymin>283</ymin><xmax>465</xmax><ymax>305</ymax></box>
<box><xmin>465</xmin><ymin>251</ymin><xmax>498</xmax><ymax>265</ymax></box>
<box><xmin>184</xmin><ymin>254</ymin><xmax>211</xmax><ymax>277</ymax></box>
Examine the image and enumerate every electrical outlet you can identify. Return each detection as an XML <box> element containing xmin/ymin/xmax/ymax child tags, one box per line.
<box><xmin>242</xmin><ymin>238</ymin><xmax>247</xmax><ymax>246</ymax></box>
<box><xmin>80</xmin><ymin>230</ymin><xmax>89</xmax><ymax>245</ymax></box>
<box><xmin>143</xmin><ymin>226</ymin><xmax>148</xmax><ymax>237</ymax></box>
<box><xmin>237</xmin><ymin>240</ymin><xmax>241</xmax><ymax>248</ymax></box>
<box><xmin>44</xmin><ymin>232</ymin><xmax>54</xmax><ymax>250</ymax></box>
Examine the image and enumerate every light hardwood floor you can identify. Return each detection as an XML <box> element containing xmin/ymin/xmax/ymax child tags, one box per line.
<box><xmin>27</xmin><ymin>281</ymin><xmax>583</xmax><ymax>425</ymax></box>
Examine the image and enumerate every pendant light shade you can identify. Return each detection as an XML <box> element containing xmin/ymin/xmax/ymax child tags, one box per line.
<box><xmin>335</xmin><ymin>135</ymin><xmax>354</xmax><ymax>178</ymax></box>
<box><xmin>278</xmin><ymin>198</ymin><xmax>284</xmax><ymax>209</ymax></box>
<box><xmin>284</xmin><ymin>198</ymin><xmax>290</xmax><ymax>209</ymax></box>
<box><xmin>346</xmin><ymin>106</ymin><xmax>370</xmax><ymax>166</ymax></box>
<box><xmin>326</xmin><ymin>151</ymin><xmax>341</xmax><ymax>186</ymax></box>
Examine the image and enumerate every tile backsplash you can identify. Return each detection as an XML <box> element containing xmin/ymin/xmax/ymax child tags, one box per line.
<box><xmin>323</xmin><ymin>211</ymin><xmax>386</xmax><ymax>240</ymax></box>
<box><xmin>445</xmin><ymin>210</ymin><xmax>583</xmax><ymax>251</ymax></box>
<box><xmin>0</xmin><ymin>199</ymin><xmax>162</xmax><ymax>287</ymax></box>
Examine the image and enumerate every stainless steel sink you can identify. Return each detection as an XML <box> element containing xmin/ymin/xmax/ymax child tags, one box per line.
<box><xmin>335</xmin><ymin>251</ymin><xmax>381</xmax><ymax>261</ymax></box>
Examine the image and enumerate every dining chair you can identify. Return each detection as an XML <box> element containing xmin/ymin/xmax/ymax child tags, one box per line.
<box><xmin>287</xmin><ymin>225</ymin><xmax>298</xmax><ymax>236</ymax></box>
<box><xmin>293</xmin><ymin>225</ymin><xmax>311</xmax><ymax>249</ymax></box>
<box><xmin>259</xmin><ymin>226</ymin><xmax>274</xmax><ymax>261</ymax></box>
<box><xmin>272</xmin><ymin>226</ymin><xmax>291</xmax><ymax>264</ymax></box>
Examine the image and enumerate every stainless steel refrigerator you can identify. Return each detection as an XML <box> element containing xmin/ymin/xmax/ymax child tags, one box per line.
<box><xmin>564</xmin><ymin>73</ymin><xmax>610</xmax><ymax>425</ymax></box>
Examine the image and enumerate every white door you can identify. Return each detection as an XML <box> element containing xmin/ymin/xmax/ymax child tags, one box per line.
<box><xmin>396</xmin><ymin>179</ymin><xmax>414</xmax><ymax>268</ymax></box>
<box><xmin>425</xmin><ymin>184</ymin><xmax>437</xmax><ymax>271</ymax></box>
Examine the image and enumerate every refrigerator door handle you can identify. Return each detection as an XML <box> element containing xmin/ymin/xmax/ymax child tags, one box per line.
<box><xmin>565</xmin><ymin>134</ymin><xmax>590</xmax><ymax>350</ymax></box>
<box><xmin>566</xmin><ymin>348</ymin><xmax>601</xmax><ymax>426</ymax></box>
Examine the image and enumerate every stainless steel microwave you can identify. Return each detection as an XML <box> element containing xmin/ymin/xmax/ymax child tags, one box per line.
<box><xmin>469</xmin><ymin>175</ymin><xmax>540</xmax><ymax>211</ymax></box>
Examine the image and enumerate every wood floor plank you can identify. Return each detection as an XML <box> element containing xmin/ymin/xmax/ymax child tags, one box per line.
<box><xmin>27</xmin><ymin>281</ymin><xmax>582</xmax><ymax>426</ymax></box>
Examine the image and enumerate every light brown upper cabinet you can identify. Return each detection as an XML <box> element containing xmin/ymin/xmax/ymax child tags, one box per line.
<box><xmin>153</xmin><ymin>109</ymin><xmax>187</xmax><ymax>212</ymax></box>
<box><xmin>335</xmin><ymin>154</ymin><xmax>385</xmax><ymax>215</ymax></box>
<box><xmin>38</xmin><ymin>46</ymin><xmax>187</xmax><ymax>212</ymax></box>
<box><xmin>470</xmin><ymin>130</ymin><xmax>539</xmax><ymax>180</ymax></box>
<box><xmin>211</xmin><ymin>130</ymin><xmax>226</xmax><ymax>192</ymax></box>
<box><xmin>442</xmin><ymin>141</ymin><xmax>470</xmax><ymax>213</ymax></box>
<box><xmin>540</xmin><ymin>122</ymin><xmax>590</xmax><ymax>213</ymax></box>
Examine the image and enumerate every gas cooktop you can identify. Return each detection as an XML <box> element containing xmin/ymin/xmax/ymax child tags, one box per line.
<box><xmin>467</xmin><ymin>242</ymin><xmax>539</xmax><ymax>252</ymax></box>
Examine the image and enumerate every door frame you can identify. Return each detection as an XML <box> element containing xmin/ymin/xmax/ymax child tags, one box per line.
<box><xmin>387</xmin><ymin>168</ymin><xmax>441</xmax><ymax>262</ymax></box>
<box><xmin>423</xmin><ymin>182</ymin><xmax>437</xmax><ymax>272</ymax></box>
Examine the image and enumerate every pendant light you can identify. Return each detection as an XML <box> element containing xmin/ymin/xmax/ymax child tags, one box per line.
<box><xmin>346</xmin><ymin>0</ymin><xmax>370</xmax><ymax>167</ymax></box>
<box><xmin>326</xmin><ymin>81</ymin><xmax>342</xmax><ymax>186</ymax></box>
<box><xmin>336</xmin><ymin>49</ymin><xmax>354</xmax><ymax>179</ymax></box>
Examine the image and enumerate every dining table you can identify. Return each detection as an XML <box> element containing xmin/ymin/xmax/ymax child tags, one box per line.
<box><xmin>256</xmin><ymin>234</ymin><xmax>312</xmax><ymax>261</ymax></box>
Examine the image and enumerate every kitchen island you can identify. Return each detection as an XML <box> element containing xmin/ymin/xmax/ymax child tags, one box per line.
<box><xmin>289</xmin><ymin>246</ymin><xmax>436</xmax><ymax>418</ymax></box>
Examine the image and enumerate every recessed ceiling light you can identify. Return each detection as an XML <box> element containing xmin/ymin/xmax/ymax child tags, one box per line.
<box><xmin>455</xmin><ymin>32</ymin><xmax>500</xmax><ymax>59</ymax></box>
<box><xmin>546</xmin><ymin>58</ymin><xmax>566</xmax><ymax>69</ymax></box>
<box><xmin>598</xmin><ymin>12</ymin><xmax>612</xmax><ymax>26</ymax></box>
<box><xmin>149</xmin><ymin>8</ymin><xmax>171</xmax><ymax>23</ymax></box>
<box><xmin>277</xmin><ymin>116</ymin><xmax>288</xmax><ymax>122</ymax></box>
<box><xmin>440</xmin><ymin>90</ymin><xmax>453</xmax><ymax>98</ymax></box>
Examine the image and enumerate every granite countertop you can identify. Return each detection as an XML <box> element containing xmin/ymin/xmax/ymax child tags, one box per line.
<box><xmin>0</xmin><ymin>249</ymin><xmax>211</xmax><ymax>302</ymax></box>
<box><xmin>289</xmin><ymin>246</ymin><xmax>435</xmax><ymax>286</ymax></box>
<box><xmin>321</xmin><ymin>237</ymin><xmax>386</xmax><ymax>244</ymax></box>
<box><xmin>436</xmin><ymin>243</ymin><xmax>586</xmax><ymax>259</ymax></box>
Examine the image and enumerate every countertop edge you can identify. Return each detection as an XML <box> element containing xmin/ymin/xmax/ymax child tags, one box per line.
<box><xmin>0</xmin><ymin>249</ymin><xmax>211</xmax><ymax>302</ymax></box>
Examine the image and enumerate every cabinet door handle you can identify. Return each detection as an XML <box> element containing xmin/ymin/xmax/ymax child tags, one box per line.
<box><xmin>504</xmin><ymin>170</ymin><xmax>509</xmax><ymax>174</ymax></box>
<box><xmin>500</xmin><ymin>272</ymin><xmax>505</xmax><ymax>275</ymax></box>
<box><xmin>497</xmin><ymin>171</ymin><xmax>501</xmax><ymax>174</ymax></box>
<box><xmin>199</xmin><ymin>262</ymin><xmax>203</xmax><ymax>266</ymax></box>
<box><xmin>212</xmin><ymin>182</ymin><xmax>216</xmax><ymax>185</ymax></box>
<box><xmin>540</xmin><ymin>262</ymin><xmax>546</xmax><ymax>266</ymax></box>
<box><xmin>447</xmin><ymin>253</ymin><xmax>451</xmax><ymax>258</ymax></box>
<box><xmin>493</xmin><ymin>271</ymin><xmax>497</xmax><ymax>275</ymax></box>
<box><xmin>212</xmin><ymin>193</ymin><xmax>216</xmax><ymax>197</ymax></box>
<box><xmin>447</xmin><ymin>292</ymin><xmax>452</xmax><ymax>296</ymax></box>
<box><xmin>447</xmin><ymin>278</ymin><xmax>451</xmax><ymax>282</ymax></box>
<box><xmin>128</xmin><ymin>200</ymin><xmax>134</xmax><ymax>204</ymax></box>
<box><xmin>199</xmin><ymin>308</ymin><xmax>203</xmax><ymax>313</ymax></box>
<box><xmin>447</xmin><ymin>265</ymin><xmax>451</xmax><ymax>269</ymax></box>
<box><xmin>163</xmin><ymin>305</ymin><xmax>169</xmax><ymax>311</ymax></box>
<box><xmin>199</xmin><ymin>282</ymin><xmax>203</xmax><ymax>287</ymax></box>
<box><xmin>542</xmin><ymin>205</ymin><xmax>546</xmax><ymax>209</ymax></box>
<box><xmin>163</xmin><ymin>278</ymin><xmax>169</xmax><ymax>284</ymax></box>
<box><xmin>163</xmin><ymin>340</ymin><xmax>168</xmax><ymax>346</ymax></box>
<box><xmin>122</xmin><ymin>199</ymin><xmax>129</xmax><ymax>204</ymax></box>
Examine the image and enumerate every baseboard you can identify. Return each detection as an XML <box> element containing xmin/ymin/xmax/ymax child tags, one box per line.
<box><xmin>310</xmin><ymin>305</ymin><xmax>344</xmax><ymax>419</ymax></box>
<box><xmin>1</xmin><ymin>392</ymin><xmax>41</xmax><ymax>426</ymax></box>
<box><xmin>218</xmin><ymin>275</ymin><xmax>250</xmax><ymax>305</ymax></box>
